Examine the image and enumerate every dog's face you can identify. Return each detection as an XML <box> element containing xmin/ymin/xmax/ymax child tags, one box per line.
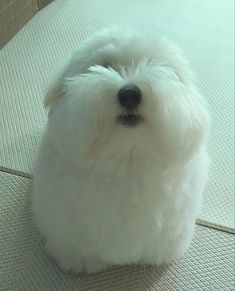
<box><xmin>45</xmin><ymin>27</ymin><xmax>209</xmax><ymax>166</ymax></box>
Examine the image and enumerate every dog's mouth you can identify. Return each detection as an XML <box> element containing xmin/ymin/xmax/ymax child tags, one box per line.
<box><xmin>117</xmin><ymin>111</ymin><xmax>143</xmax><ymax>126</ymax></box>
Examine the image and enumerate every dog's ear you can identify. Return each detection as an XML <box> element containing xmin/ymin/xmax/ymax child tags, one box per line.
<box><xmin>174</xmin><ymin>88</ymin><xmax>210</xmax><ymax>164</ymax></box>
<box><xmin>44</xmin><ymin>69</ymin><xmax>66</xmax><ymax>109</ymax></box>
<box><xmin>158</xmin><ymin>86</ymin><xmax>210</xmax><ymax>167</ymax></box>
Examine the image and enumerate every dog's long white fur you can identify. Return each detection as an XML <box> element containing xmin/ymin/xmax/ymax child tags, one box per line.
<box><xmin>32</xmin><ymin>27</ymin><xmax>210</xmax><ymax>273</ymax></box>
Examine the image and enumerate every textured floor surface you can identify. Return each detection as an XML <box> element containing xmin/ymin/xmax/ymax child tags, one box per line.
<box><xmin>0</xmin><ymin>0</ymin><xmax>234</xmax><ymax>290</ymax></box>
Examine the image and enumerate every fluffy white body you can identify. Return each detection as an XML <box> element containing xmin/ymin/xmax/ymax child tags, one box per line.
<box><xmin>32</xmin><ymin>27</ymin><xmax>209</xmax><ymax>273</ymax></box>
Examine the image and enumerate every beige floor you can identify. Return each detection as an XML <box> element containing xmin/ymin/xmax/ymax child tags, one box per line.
<box><xmin>0</xmin><ymin>0</ymin><xmax>234</xmax><ymax>290</ymax></box>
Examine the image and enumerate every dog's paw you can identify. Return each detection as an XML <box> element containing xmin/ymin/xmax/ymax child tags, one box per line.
<box><xmin>84</xmin><ymin>258</ymin><xmax>109</xmax><ymax>273</ymax></box>
<box><xmin>46</xmin><ymin>241</ymin><xmax>85</xmax><ymax>273</ymax></box>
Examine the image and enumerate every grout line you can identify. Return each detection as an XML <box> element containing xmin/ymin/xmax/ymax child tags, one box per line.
<box><xmin>196</xmin><ymin>219</ymin><xmax>235</xmax><ymax>235</ymax></box>
<box><xmin>0</xmin><ymin>166</ymin><xmax>234</xmax><ymax>235</ymax></box>
<box><xmin>0</xmin><ymin>166</ymin><xmax>33</xmax><ymax>180</ymax></box>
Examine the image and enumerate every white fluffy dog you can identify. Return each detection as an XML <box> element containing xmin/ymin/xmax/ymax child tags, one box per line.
<box><xmin>32</xmin><ymin>27</ymin><xmax>209</xmax><ymax>273</ymax></box>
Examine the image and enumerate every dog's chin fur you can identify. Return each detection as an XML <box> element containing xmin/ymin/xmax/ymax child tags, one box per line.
<box><xmin>32</xmin><ymin>27</ymin><xmax>210</xmax><ymax>273</ymax></box>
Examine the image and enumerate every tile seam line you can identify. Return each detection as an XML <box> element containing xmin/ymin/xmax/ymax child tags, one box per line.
<box><xmin>196</xmin><ymin>218</ymin><xmax>235</xmax><ymax>235</ymax></box>
<box><xmin>0</xmin><ymin>165</ymin><xmax>33</xmax><ymax>179</ymax></box>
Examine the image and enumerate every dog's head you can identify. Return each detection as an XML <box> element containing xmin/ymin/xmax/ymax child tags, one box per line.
<box><xmin>45</xmin><ymin>27</ymin><xmax>209</xmax><ymax>167</ymax></box>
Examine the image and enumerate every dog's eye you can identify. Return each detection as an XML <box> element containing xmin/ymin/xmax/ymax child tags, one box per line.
<box><xmin>103</xmin><ymin>64</ymin><xmax>111</xmax><ymax>68</ymax></box>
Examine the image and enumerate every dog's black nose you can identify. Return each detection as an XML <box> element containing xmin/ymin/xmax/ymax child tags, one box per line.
<box><xmin>118</xmin><ymin>85</ymin><xmax>142</xmax><ymax>108</ymax></box>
